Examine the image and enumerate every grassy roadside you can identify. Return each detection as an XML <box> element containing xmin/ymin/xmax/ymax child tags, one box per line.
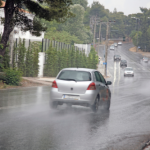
<box><xmin>129</xmin><ymin>47</ymin><xmax>150</xmax><ymax>58</ymax></box>
<box><xmin>0</xmin><ymin>78</ymin><xmax>45</xmax><ymax>90</ymax></box>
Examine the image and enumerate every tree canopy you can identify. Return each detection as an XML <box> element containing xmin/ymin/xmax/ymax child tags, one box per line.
<box><xmin>0</xmin><ymin>0</ymin><xmax>74</xmax><ymax>56</ymax></box>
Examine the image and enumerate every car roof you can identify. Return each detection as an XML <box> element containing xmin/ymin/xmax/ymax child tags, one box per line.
<box><xmin>62</xmin><ymin>68</ymin><xmax>96</xmax><ymax>72</ymax></box>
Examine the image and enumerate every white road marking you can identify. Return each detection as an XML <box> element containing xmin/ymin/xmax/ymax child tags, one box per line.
<box><xmin>113</xmin><ymin>62</ymin><xmax>117</xmax><ymax>87</ymax></box>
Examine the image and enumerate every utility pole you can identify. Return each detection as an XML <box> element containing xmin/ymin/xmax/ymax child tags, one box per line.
<box><xmin>98</xmin><ymin>22</ymin><xmax>101</xmax><ymax>45</ymax></box>
<box><xmin>105</xmin><ymin>21</ymin><xmax>109</xmax><ymax>77</ymax></box>
<box><xmin>90</xmin><ymin>16</ymin><xmax>100</xmax><ymax>46</ymax></box>
<box><xmin>131</xmin><ymin>17</ymin><xmax>140</xmax><ymax>52</ymax></box>
<box><xmin>99</xmin><ymin>20</ymin><xmax>115</xmax><ymax>76</ymax></box>
<box><xmin>93</xmin><ymin>16</ymin><xmax>97</xmax><ymax>46</ymax></box>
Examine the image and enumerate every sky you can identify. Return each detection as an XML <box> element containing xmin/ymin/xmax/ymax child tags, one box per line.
<box><xmin>88</xmin><ymin>0</ymin><xmax>150</xmax><ymax>15</ymax></box>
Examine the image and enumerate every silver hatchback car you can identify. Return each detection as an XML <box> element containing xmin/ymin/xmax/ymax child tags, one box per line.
<box><xmin>124</xmin><ymin>67</ymin><xmax>134</xmax><ymax>77</ymax></box>
<box><xmin>50</xmin><ymin>68</ymin><xmax>112</xmax><ymax>112</ymax></box>
<box><xmin>143</xmin><ymin>57</ymin><xmax>149</xmax><ymax>63</ymax></box>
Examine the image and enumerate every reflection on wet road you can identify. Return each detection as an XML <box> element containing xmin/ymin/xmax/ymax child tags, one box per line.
<box><xmin>0</xmin><ymin>43</ymin><xmax>150</xmax><ymax>150</ymax></box>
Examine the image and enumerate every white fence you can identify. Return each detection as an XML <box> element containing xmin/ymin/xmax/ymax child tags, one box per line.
<box><xmin>74</xmin><ymin>44</ymin><xmax>91</xmax><ymax>56</ymax></box>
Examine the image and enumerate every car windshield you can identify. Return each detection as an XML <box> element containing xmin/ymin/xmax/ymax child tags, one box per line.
<box><xmin>143</xmin><ymin>57</ymin><xmax>148</xmax><ymax>60</ymax></box>
<box><xmin>122</xmin><ymin>60</ymin><xmax>127</xmax><ymax>62</ymax></box>
<box><xmin>57</xmin><ymin>70</ymin><xmax>91</xmax><ymax>81</ymax></box>
<box><xmin>125</xmin><ymin>68</ymin><xmax>133</xmax><ymax>71</ymax></box>
<box><xmin>115</xmin><ymin>55</ymin><xmax>120</xmax><ymax>57</ymax></box>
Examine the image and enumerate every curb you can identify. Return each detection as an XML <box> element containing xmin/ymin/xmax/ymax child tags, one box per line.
<box><xmin>22</xmin><ymin>77</ymin><xmax>52</xmax><ymax>86</ymax></box>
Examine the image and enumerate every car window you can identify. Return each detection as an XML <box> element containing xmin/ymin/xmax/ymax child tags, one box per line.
<box><xmin>94</xmin><ymin>71</ymin><xmax>101</xmax><ymax>82</ymax></box>
<box><xmin>125</xmin><ymin>68</ymin><xmax>133</xmax><ymax>71</ymax></box>
<box><xmin>58</xmin><ymin>70</ymin><xmax>91</xmax><ymax>81</ymax></box>
<box><xmin>98</xmin><ymin>72</ymin><xmax>106</xmax><ymax>84</ymax></box>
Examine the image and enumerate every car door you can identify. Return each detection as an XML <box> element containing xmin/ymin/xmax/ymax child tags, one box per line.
<box><xmin>94</xmin><ymin>71</ymin><xmax>106</xmax><ymax>100</ymax></box>
<box><xmin>98</xmin><ymin>72</ymin><xmax>110</xmax><ymax>101</ymax></box>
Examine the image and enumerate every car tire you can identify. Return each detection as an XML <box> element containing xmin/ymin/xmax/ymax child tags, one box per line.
<box><xmin>124</xmin><ymin>75</ymin><xmax>126</xmax><ymax>77</ymax></box>
<box><xmin>50</xmin><ymin>101</ymin><xmax>58</xmax><ymax>109</ymax></box>
<box><xmin>91</xmin><ymin>96</ymin><xmax>99</xmax><ymax>113</ymax></box>
<box><xmin>132</xmin><ymin>75</ymin><xmax>134</xmax><ymax>77</ymax></box>
<box><xmin>103</xmin><ymin>99</ymin><xmax>110</xmax><ymax>110</ymax></box>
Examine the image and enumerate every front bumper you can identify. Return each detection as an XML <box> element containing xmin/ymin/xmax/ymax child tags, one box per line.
<box><xmin>120</xmin><ymin>64</ymin><xmax>127</xmax><ymax>66</ymax></box>
<box><xmin>50</xmin><ymin>88</ymin><xmax>97</xmax><ymax>106</ymax></box>
<box><xmin>143</xmin><ymin>61</ymin><xmax>148</xmax><ymax>63</ymax></box>
<box><xmin>124</xmin><ymin>73</ymin><xmax>134</xmax><ymax>76</ymax></box>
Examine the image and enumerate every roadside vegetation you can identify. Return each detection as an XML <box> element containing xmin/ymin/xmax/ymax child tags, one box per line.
<box><xmin>44</xmin><ymin>45</ymin><xmax>98</xmax><ymax>77</ymax></box>
<box><xmin>0</xmin><ymin>39</ymin><xmax>40</xmax><ymax>86</ymax></box>
<box><xmin>42</xmin><ymin>0</ymin><xmax>150</xmax><ymax>52</ymax></box>
<box><xmin>0</xmin><ymin>38</ymin><xmax>98</xmax><ymax>86</ymax></box>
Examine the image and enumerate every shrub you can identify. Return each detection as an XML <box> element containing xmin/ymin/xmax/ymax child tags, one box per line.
<box><xmin>3</xmin><ymin>69</ymin><xmax>22</xmax><ymax>86</ymax></box>
<box><xmin>0</xmin><ymin>72</ymin><xmax>5</xmax><ymax>81</ymax></box>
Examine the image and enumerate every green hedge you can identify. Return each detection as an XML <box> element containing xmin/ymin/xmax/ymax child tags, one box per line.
<box><xmin>12</xmin><ymin>39</ymin><xmax>40</xmax><ymax>77</ymax></box>
<box><xmin>44</xmin><ymin>44</ymin><xmax>98</xmax><ymax>77</ymax></box>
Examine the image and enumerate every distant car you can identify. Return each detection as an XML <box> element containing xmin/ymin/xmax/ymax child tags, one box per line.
<box><xmin>120</xmin><ymin>60</ymin><xmax>127</xmax><ymax>67</ymax></box>
<box><xmin>114</xmin><ymin>43</ymin><xmax>118</xmax><ymax>47</ymax></box>
<box><xmin>142</xmin><ymin>57</ymin><xmax>149</xmax><ymax>63</ymax></box>
<box><xmin>124</xmin><ymin>67</ymin><xmax>134</xmax><ymax>77</ymax></box>
<box><xmin>50</xmin><ymin>68</ymin><xmax>112</xmax><ymax>112</ymax></box>
<box><xmin>118</xmin><ymin>41</ymin><xmax>122</xmax><ymax>45</ymax></box>
<box><xmin>110</xmin><ymin>45</ymin><xmax>115</xmax><ymax>50</ymax></box>
<box><xmin>114</xmin><ymin>55</ymin><xmax>121</xmax><ymax>61</ymax></box>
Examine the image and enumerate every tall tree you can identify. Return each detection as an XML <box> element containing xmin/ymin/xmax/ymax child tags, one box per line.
<box><xmin>71</xmin><ymin>0</ymin><xmax>88</xmax><ymax>10</ymax></box>
<box><xmin>0</xmin><ymin>0</ymin><xmax>74</xmax><ymax>56</ymax></box>
<box><xmin>63</xmin><ymin>4</ymin><xmax>92</xmax><ymax>43</ymax></box>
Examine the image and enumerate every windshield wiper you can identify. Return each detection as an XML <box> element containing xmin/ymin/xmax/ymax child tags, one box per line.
<box><xmin>60</xmin><ymin>79</ymin><xmax>77</xmax><ymax>82</ymax></box>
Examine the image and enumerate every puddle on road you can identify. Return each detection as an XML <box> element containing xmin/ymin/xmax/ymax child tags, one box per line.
<box><xmin>0</xmin><ymin>86</ymin><xmax>51</xmax><ymax>108</ymax></box>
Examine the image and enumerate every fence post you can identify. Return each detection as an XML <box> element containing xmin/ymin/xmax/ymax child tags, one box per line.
<box><xmin>53</xmin><ymin>41</ymin><xmax>55</xmax><ymax>47</ymax></box>
<box><xmin>48</xmin><ymin>39</ymin><xmax>50</xmax><ymax>48</ymax></box>
<box><xmin>29</xmin><ymin>39</ymin><xmax>30</xmax><ymax>48</ymax></box>
<box><xmin>45</xmin><ymin>39</ymin><xmax>47</xmax><ymax>52</ymax></box>
<box><xmin>41</xmin><ymin>39</ymin><xmax>44</xmax><ymax>52</ymax></box>
<box><xmin>16</xmin><ymin>38</ymin><xmax>17</xmax><ymax>62</ymax></box>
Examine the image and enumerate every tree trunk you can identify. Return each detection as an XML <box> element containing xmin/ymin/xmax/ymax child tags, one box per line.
<box><xmin>9</xmin><ymin>30</ymin><xmax>14</xmax><ymax>66</ymax></box>
<box><xmin>0</xmin><ymin>0</ymin><xmax>15</xmax><ymax>57</ymax></box>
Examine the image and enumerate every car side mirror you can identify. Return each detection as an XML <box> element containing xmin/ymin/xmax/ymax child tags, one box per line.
<box><xmin>106</xmin><ymin>81</ymin><xmax>112</xmax><ymax>85</ymax></box>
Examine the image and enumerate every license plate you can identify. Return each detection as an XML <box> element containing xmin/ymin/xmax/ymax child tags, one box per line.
<box><xmin>63</xmin><ymin>95</ymin><xmax>80</xmax><ymax>100</ymax></box>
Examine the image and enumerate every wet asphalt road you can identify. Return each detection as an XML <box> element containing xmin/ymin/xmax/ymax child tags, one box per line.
<box><xmin>0</xmin><ymin>43</ymin><xmax>150</xmax><ymax>150</ymax></box>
